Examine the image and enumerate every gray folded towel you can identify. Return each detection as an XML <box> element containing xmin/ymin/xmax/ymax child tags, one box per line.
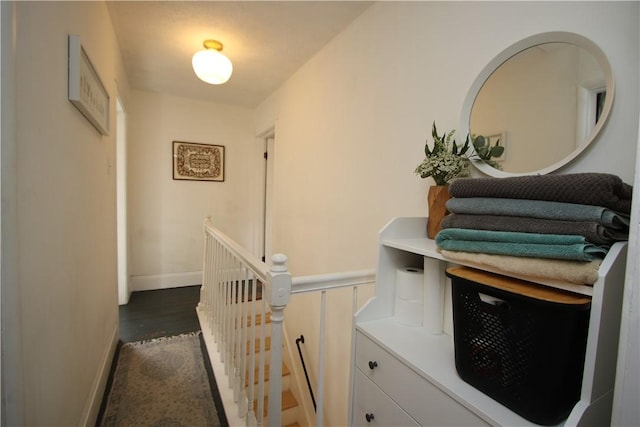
<box><xmin>449</xmin><ymin>173</ymin><xmax>633</xmax><ymax>213</ymax></box>
<box><xmin>446</xmin><ymin>198</ymin><xmax>630</xmax><ymax>229</ymax></box>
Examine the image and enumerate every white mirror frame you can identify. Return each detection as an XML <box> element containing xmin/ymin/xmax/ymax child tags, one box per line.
<box><xmin>460</xmin><ymin>31</ymin><xmax>615</xmax><ymax>177</ymax></box>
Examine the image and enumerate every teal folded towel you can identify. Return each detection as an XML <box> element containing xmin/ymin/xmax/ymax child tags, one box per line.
<box><xmin>435</xmin><ymin>228</ymin><xmax>608</xmax><ymax>261</ymax></box>
<box><xmin>440</xmin><ymin>213</ymin><xmax>627</xmax><ymax>246</ymax></box>
<box><xmin>446</xmin><ymin>198</ymin><xmax>630</xmax><ymax>229</ymax></box>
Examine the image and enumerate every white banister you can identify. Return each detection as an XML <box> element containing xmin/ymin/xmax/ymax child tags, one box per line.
<box><xmin>199</xmin><ymin>218</ymin><xmax>375</xmax><ymax>427</ymax></box>
<box><xmin>292</xmin><ymin>269</ymin><xmax>376</xmax><ymax>294</ymax></box>
<box><xmin>199</xmin><ymin>218</ymin><xmax>290</xmax><ymax>427</ymax></box>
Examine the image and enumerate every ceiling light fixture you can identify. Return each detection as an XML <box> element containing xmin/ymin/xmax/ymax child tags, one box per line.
<box><xmin>192</xmin><ymin>39</ymin><xmax>233</xmax><ymax>85</ymax></box>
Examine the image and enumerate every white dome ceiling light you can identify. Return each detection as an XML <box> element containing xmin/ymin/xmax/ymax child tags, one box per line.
<box><xmin>192</xmin><ymin>39</ymin><xmax>233</xmax><ymax>85</ymax></box>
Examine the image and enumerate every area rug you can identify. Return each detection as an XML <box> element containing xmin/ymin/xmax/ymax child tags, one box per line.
<box><xmin>100</xmin><ymin>332</ymin><xmax>224</xmax><ymax>427</ymax></box>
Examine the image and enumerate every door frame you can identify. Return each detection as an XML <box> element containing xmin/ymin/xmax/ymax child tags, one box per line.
<box><xmin>116</xmin><ymin>97</ymin><xmax>129</xmax><ymax>305</ymax></box>
<box><xmin>255</xmin><ymin>126</ymin><xmax>275</xmax><ymax>263</ymax></box>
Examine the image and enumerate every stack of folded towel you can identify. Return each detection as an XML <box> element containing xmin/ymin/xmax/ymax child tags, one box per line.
<box><xmin>435</xmin><ymin>173</ymin><xmax>633</xmax><ymax>285</ymax></box>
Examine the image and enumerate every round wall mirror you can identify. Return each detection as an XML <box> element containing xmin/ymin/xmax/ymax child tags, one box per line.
<box><xmin>460</xmin><ymin>32</ymin><xmax>615</xmax><ymax>177</ymax></box>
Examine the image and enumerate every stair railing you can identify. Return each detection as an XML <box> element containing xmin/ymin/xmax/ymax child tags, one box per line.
<box><xmin>295</xmin><ymin>335</ymin><xmax>316</xmax><ymax>412</ymax></box>
<box><xmin>199</xmin><ymin>218</ymin><xmax>376</xmax><ymax>427</ymax></box>
<box><xmin>199</xmin><ymin>217</ymin><xmax>291</xmax><ymax>427</ymax></box>
<box><xmin>290</xmin><ymin>270</ymin><xmax>376</xmax><ymax>426</ymax></box>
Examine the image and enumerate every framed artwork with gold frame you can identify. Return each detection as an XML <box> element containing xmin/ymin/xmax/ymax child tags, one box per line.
<box><xmin>173</xmin><ymin>141</ymin><xmax>225</xmax><ymax>182</ymax></box>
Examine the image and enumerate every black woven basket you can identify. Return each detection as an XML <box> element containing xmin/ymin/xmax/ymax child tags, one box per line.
<box><xmin>448</xmin><ymin>268</ymin><xmax>591</xmax><ymax>426</ymax></box>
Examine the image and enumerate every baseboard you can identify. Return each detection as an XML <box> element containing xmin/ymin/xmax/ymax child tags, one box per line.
<box><xmin>131</xmin><ymin>270</ymin><xmax>202</xmax><ymax>291</ymax></box>
<box><xmin>79</xmin><ymin>324</ymin><xmax>119</xmax><ymax>427</ymax></box>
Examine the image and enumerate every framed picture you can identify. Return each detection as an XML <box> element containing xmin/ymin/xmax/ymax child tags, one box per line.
<box><xmin>173</xmin><ymin>141</ymin><xmax>225</xmax><ymax>182</ymax></box>
<box><xmin>68</xmin><ymin>34</ymin><xmax>110</xmax><ymax>135</ymax></box>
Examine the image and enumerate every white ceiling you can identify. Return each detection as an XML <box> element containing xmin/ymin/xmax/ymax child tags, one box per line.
<box><xmin>107</xmin><ymin>1</ymin><xmax>373</xmax><ymax>108</ymax></box>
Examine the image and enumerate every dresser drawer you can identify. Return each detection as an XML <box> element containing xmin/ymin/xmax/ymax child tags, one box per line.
<box><xmin>353</xmin><ymin>370</ymin><xmax>419</xmax><ymax>427</ymax></box>
<box><xmin>355</xmin><ymin>331</ymin><xmax>488</xmax><ymax>426</ymax></box>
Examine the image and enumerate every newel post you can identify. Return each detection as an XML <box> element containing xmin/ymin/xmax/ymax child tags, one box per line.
<box><xmin>266</xmin><ymin>253</ymin><xmax>291</xmax><ymax>427</ymax></box>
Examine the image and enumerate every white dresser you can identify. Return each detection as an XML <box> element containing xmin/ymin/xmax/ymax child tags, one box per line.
<box><xmin>349</xmin><ymin>217</ymin><xmax>628</xmax><ymax>426</ymax></box>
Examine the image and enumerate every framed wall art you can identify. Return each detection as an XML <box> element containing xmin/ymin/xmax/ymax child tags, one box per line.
<box><xmin>173</xmin><ymin>141</ymin><xmax>225</xmax><ymax>182</ymax></box>
<box><xmin>68</xmin><ymin>34</ymin><xmax>110</xmax><ymax>135</ymax></box>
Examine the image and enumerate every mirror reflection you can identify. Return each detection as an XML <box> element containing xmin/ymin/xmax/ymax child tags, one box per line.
<box><xmin>468</xmin><ymin>38</ymin><xmax>612</xmax><ymax>175</ymax></box>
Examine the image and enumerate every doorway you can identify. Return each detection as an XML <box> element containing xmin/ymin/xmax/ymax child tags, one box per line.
<box><xmin>576</xmin><ymin>81</ymin><xmax>606</xmax><ymax>149</ymax></box>
<box><xmin>260</xmin><ymin>133</ymin><xmax>275</xmax><ymax>263</ymax></box>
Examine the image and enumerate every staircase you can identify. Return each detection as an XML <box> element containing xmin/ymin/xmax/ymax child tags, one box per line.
<box><xmin>197</xmin><ymin>218</ymin><xmax>302</xmax><ymax>426</ymax></box>
<box><xmin>199</xmin><ymin>284</ymin><xmax>304</xmax><ymax>427</ymax></box>
<box><xmin>199</xmin><ymin>218</ymin><xmax>376</xmax><ymax>427</ymax></box>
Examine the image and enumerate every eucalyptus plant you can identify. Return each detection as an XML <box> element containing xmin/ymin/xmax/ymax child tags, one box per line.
<box><xmin>469</xmin><ymin>134</ymin><xmax>505</xmax><ymax>170</ymax></box>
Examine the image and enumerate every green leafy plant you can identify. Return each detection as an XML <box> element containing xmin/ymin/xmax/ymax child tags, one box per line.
<box><xmin>469</xmin><ymin>134</ymin><xmax>504</xmax><ymax>170</ymax></box>
<box><xmin>414</xmin><ymin>122</ymin><xmax>505</xmax><ymax>185</ymax></box>
<box><xmin>414</xmin><ymin>122</ymin><xmax>471</xmax><ymax>186</ymax></box>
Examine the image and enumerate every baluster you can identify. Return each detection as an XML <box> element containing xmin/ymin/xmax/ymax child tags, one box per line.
<box><xmin>218</xmin><ymin>242</ymin><xmax>227</xmax><ymax>360</ymax></box>
<box><xmin>212</xmin><ymin>239</ymin><xmax>221</xmax><ymax>344</ymax></box>
<box><xmin>246</xmin><ymin>270</ymin><xmax>257</xmax><ymax>425</ymax></box>
<box><xmin>199</xmin><ymin>229</ymin><xmax>209</xmax><ymax>313</ymax></box>
<box><xmin>216</xmin><ymin>243</ymin><xmax>231</xmax><ymax>352</ymax></box>
<box><xmin>251</xmin><ymin>284</ymin><xmax>267</xmax><ymax>427</ymax></box>
<box><xmin>316</xmin><ymin>290</ymin><xmax>326</xmax><ymax>427</ymax></box>
<box><xmin>224</xmin><ymin>248</ymin><xmax>233</xmax><ymax>374</ymax></box>
<box><xmin>207</xmin><ymin>233</ymin><xmax>214</xmax><ymax>313</ymax></box>
<box><xmin>233</xmin><ymin>258</ymin><xmax>243</xmax><ymax>396</ymax></box>
<box><xmin>209</xmin><ymin>238</ymin><xmax>216</xmax><ymax>342</ymax></box>
<box><xmin>219</xmin><ymin>245</ymin><xmax>226</xmax><ymax>362</ymax></box>
<box><xmin>204</xmin><ymin>233</ymin><xmax>212</xmax><ymax>313</ymax></box>
<box><xmin>238</xmin><ymin>264</ymin><xmax>249</xmax><ymax>418</ymax></box>
<box><xmin>254</xmin><ymin>277</ymin><xmax>263</xmax><ymax>426</ymax></box>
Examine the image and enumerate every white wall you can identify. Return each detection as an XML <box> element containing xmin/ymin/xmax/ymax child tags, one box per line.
<box><xmin>255</xmin><ymin>2</ymin><xmax>639</xmax><ymax>425</ymax></box>
<box><xmin>2</xmin><ymin>1</ymin><xmax>129</xmax><ymax>425</ymax></box>
<box><xmin>127</xmin><ymin>90</ymin><xmax>257</xmax><ymax>291</ymax></box>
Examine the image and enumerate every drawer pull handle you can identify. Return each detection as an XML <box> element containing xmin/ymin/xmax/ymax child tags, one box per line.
<box><xmin>365</xmin><ymin>413</ymin><xmax>375</xmax><ymax>422</ymax></box>
<box><xmin>368</xmin><ymin>360</ymin><xmax>378</xmax><ymax>370</ymax></box>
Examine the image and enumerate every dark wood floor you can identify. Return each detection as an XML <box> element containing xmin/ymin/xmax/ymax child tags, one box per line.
<box><xmin>119</xmin><ymin>285</ymin><xmax>202</xmax><ymax>342</ymax></box>
<box><xmin>96</xmin><ymin>285</ymin><xmax>229</xmax><ymax>427</ymax></box>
